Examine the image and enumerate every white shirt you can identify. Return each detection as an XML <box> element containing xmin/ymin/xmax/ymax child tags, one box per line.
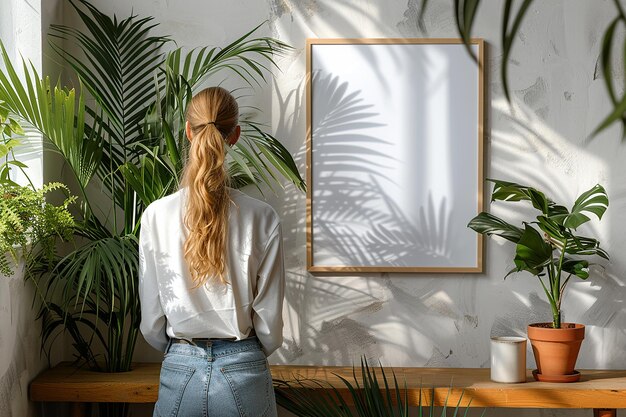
<box><xmin>138</xmin><ymin>187</ymin><xmax>285</xmax><ymax>355</ymax></box>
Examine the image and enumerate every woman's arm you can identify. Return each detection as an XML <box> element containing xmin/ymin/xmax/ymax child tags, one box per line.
<box><xmin>252</xmin><ymin>221</ymin><xmax>285</xmax><ymax>356</ymax></box>
<box><xmin>138</xmin><ymin>210</ymin><xmax>169</xmax><ymax>352</ymax></box>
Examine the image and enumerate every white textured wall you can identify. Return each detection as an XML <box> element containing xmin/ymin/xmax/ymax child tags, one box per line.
<box><xmin>0</xmin><ymin>260</ymin><xmax>48</xmax><ymax>417</ymax></box>
<box><xmin>54</xmin><ymin>1</ymin><xmax>626</xmax><ymax>416</ymax></box>
<box><xmin>0</xmin><ymin>1</ymin><xmax>67</xmax><ymax>416</ymax></box>
<box><xmin>0</xmin><ymin>0</ymin><xmax>44</xmax><ymax>188</ymax></box>
<box><xmin>0</xmin><ymin>1</ymin><xmax>45</xmax><ymax>416</ymax></box>
<box><xmin>0</xmin><ymin>0</ymin><xmax>42</xmax><ymax>70</ymax></box>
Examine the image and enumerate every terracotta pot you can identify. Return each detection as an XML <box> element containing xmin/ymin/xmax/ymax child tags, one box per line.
<box><xmin>527</xmin><ymin>323</ymin><xmax>585</xmax><ymax>382</ymax></box>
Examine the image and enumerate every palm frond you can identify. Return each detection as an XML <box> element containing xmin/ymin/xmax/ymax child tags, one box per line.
<box><xmin>274</xmin><ymin>357</ymin><xmax>479</xmax><ymax>417</ymax></box>
<box><xmin>240</xmin><ymin>121</ymin><xmax>306</xmax><ymax>192</ymax></box>
<box><xmin>143</xmin><ymin>26</ymin><xmax>304</xmax><ymax>195</ymax></box>
<box><xmin>50</xmin><ymin>0</ymin><xmax>170</xmax><ymax>145</ymax></box>
<box><xmin>165</xmin><ymin>22</ymin><xmax>292</xmax><ymax>91</ymax></box>
<box><xmin>0</xmin><ymin>40</ymin><xmax>102</xmax><ymax>196</ymax></box>
<box><xmin>592</xmin><ymin>6</ymin><xmax>626</xmax><ymax>138</ymax></box>
<box><xmin>30</xmin><ymin>233</ymin><xmax>140</xmax><ymax>370</ymax></box>
<box><xmin>50</xmin><ymin>0</ymin><xmax>171</xmax><ymax>215</ymax></box>
<box><xmin>119</xmin><ymin>144</ymin><xmax>178</xmax><ymax>208</ymax></box>
<box><xmin>501</xmin><ymin>0</ymin><xmax>535</xmax><ymax>102</ymax></box>
<box><xmin>454</xmin><ymin>0</ymin><xmax>481</xmax><ymax>61</ymax></box>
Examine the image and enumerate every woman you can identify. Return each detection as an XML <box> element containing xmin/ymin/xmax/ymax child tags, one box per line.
<box><xmin>138</xmin><ymin>87</ymin><xmax>285</xmax><ymax>417</ymax></box>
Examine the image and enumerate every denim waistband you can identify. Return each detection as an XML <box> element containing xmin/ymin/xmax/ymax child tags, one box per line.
<box><xmin>165</xmin><ymin>336</ymin><xmax>261</xmax><ymax>359</ymax></box>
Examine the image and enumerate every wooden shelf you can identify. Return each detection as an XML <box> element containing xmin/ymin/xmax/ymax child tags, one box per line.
<box><xmin>30</xmin><ymin>362</ymin><xmax>626</xmax><ymax>411</ymax></box>
<box><xmin>273</xmin><ymin>366</ymin><xmax>626</xmax><ymax>409</ymax></box>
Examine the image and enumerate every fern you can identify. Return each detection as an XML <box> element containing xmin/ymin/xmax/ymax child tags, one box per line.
<box><xmin>0</xmin><ymin>183</ymin><xmax>76</xmax><ymax>276</ymax></box>
<box><xmin>0</xmin><ymin>112</ymin><xmax>76</xmax><ymax>275</ymax></box>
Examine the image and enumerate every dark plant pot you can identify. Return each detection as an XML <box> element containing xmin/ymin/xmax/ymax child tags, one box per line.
<box><xmin>527</xmin><ymin>323</ymin><xmax>585</xmax><ymax>383</ymax></box>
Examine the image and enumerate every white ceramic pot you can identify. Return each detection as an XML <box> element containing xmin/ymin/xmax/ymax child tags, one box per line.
<box><xmin>490</xmin><ymin>336</ymin><xmax>527</xmax><ymax>383</ymax></box>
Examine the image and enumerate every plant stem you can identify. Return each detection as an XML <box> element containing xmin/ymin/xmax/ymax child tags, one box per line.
<box><xmin>553</xmin><ymin>311</ymin><xmax>561</xmax><ymax>329</ymax></box>
<box><xmin>559</xmin><ymin>274</ymin><xmax>572</xmax><ymax>301</ymax></box>
<box><xmin>553</xmin><ymin>239</ymin><xmax>568</xmax><ymax>328</ymax></box>
<box><xmin>545</xmin><ymin>249</ymin><xmax>559</xmax><ymax>328</ymax></box>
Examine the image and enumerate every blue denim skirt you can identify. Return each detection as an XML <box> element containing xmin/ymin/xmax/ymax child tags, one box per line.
<box><xmin>153</xmin><ymin>336</ymin><xmax>278</xmax><ymax>417</ymax></box>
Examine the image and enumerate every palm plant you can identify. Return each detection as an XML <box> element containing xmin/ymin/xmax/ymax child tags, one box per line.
<box><xmin>0</xmin><ymin>0</ymin><xmax>304</xmax><ymax>384</ymax></box>
<box><xmin>468</xmin><ymin>180</ymin><xmax>609</xmax><ymax>328</ymax></box>
<box><xmin>414</xmin><ymin>0</ymin><xmax>626</xmax><ymax>137</ymax></box>
<box><xmin>274</xmin><ymin>357</ymin><xmax>482</xmax><ymax>417</ymax></box>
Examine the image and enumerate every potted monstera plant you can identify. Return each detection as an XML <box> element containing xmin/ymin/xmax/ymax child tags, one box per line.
<box><xmin>468</xmin><ymin>179</ymin><xmax>609</xmax><ymax>383</ymax></box>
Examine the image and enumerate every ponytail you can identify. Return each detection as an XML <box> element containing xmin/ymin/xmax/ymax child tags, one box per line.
<box><xmin>181</xmin><ymin>87</ymin><xmax>238</xmax><ymax>286</ymax></box>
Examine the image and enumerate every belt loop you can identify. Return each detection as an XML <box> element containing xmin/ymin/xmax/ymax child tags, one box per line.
<box><xmin>165</xmin><ymin>338</ymin><xmax>173</xmax><ymax>354</ymax></box>
<box><xmin>182</xmin><ymin>337</ymin><xmax>198</xmax><ymax>346</ymax></box>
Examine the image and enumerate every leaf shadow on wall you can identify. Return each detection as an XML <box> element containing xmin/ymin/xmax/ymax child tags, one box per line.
<box><xmin>272</xmin><ymin>70</ymin><xmax>483</xmax><ymax>365</ymax></box>
<box><xmin>309</xmin><ymin>70</ymin><xmax>456</xmax><ymax>268</ymax></box>
<box><xmin>271</xmin><ymin>54</ymin><xmax>626</xmax><ymax>369</ymax></box>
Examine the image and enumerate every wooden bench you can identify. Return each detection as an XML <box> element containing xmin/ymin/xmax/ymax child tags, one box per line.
<box><xmin>30</xmin><ymin>362</ymin><xmax>626</xmax><ymax>417</ymax></box>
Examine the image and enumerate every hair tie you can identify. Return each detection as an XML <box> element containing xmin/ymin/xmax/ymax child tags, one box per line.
<box><xmin>206</xmin><ymin>121</ymin><xmax>216</xmax><ymax>126</ymax></box>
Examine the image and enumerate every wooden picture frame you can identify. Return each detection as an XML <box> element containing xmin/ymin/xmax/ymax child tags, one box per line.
<box><xmin>306</xmin><ymin>38</ymin><xmax>484</xmax><ymax>273</ymax></box>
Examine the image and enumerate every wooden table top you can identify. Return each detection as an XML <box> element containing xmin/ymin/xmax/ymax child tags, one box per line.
<box><xmin>29</xmin><ymin>362</ymin><xmax>626</xmax><ymax>408</ymax></box>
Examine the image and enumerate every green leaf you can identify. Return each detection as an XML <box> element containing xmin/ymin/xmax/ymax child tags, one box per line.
<box><xmin>490</xmin><ymin>179</ymin><xmax>532</xmax><ymax>201</ymax></box>
<box><xmin>489</xmin><ymin>179</ymin><xmax>550</xmax><ymax>214</ymax></box>
<box><xmin>546</xmin><ymin>204</ymin><xmax>569</xmax><ymax>224</ymax></box>
<box><xmin>162</xmin><ymin>119</ymin><xmax>181</xmax><ymax>171</ymax></box>
<box><xmin>562</xmin><ymin>184</ymin><xmax>609</xmax><ymax>229</ymax></box>
<box><xmin>565</xmin><ymin>235</ymin><xmax>609</xmax><ymax>260</ymax></box>
<box><xmin>8</xmin><ymin>118</ymin><xmax>24</xmax><ymax>135</ymax></box>
<box><xmin>241</xmin><ymin>122</ymin><xmax>306</xmax><ymax>192</ymax></box>
<box><xmin>454</xmin><ymin>0</ymin><xmax>481</xmax><ymax>61</ymax></box>
<box><xmin>590</xmin><ymin>16</ymin><xmax>626</xmax><ymax>138</ymax></box>
<box><xmin>0</xmin><ymin>106</ymin><xmax>8</xmax><ymax>121</ymax></box>
<box><xmin>504</xmin><ymin>265</ymin><xmax>520</xmax><ymax>279</ymax></box>
<box><xmin>7</xmin><ymin>160</ymin><xmax>28</xmax><ymax>168</ymax></box>
<box><xmin>513</xmin><ymin>224</ymin><xmax>552</xmax><ymax>275</ymax></box>
<box><xmin>467</xmin><ymin>212</ymin><xmax>523</xmax><ymax>243</ymax></box>
<box><xmin>591</xmin><ymin>92</ymin><xmax>626</xmax><ymax>138</ymax></box>
<box><xmin>501</xmin><ymin>0</ymin><xmax>535</xmax><ymax>102</ymax></box>
<box><xmin>600</xmin><ymin>18</ymin><xmax>622</xmax><ymax>107</ymax></box>
<box><xmin>561</xmin><ymin>259</ymin><xmax>590</xmax><ymax>280</ymax></box>
<box><xmin>0</xmin><ymin>138</ymin><xmax>20</xmax><ymax>159</ymax></box>
<box><xmin>536</xmin><ymin>215</ymin><xmax>565</xmax><ymax>240</ymax></box>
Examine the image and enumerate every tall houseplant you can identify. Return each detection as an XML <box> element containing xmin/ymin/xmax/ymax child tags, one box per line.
<box><xmin>0</xmin><ymin>0</ymin><xmax>304</xmax><ymax>386</ymax></box>
<box><xmin>468</xmin><ymin>179</ymin><xmax>609</xmax><ymax>381</ymax></box>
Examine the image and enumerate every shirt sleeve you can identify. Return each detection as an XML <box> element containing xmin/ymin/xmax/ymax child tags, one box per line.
<box><xmin>138</xmin><ymin>210</ymin><xmax>169</xmax><ymax>352</ymax></box>
<box><xmin>252</xmin><ymin>221</ymin><xmax>285</xmax><ymax>356</ymax></box>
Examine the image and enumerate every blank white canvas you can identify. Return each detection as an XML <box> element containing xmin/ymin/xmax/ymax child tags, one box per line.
<box><xmin>310</xmin><ymin>42</ymin><xmax>480</xmax><ymax>269</ymax></box>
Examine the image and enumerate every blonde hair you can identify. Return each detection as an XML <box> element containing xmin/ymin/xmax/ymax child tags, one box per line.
<box><xmin>181</xmin><ymin>87</ymin><xmax>238</xmax><ymax>286</ymax></box>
